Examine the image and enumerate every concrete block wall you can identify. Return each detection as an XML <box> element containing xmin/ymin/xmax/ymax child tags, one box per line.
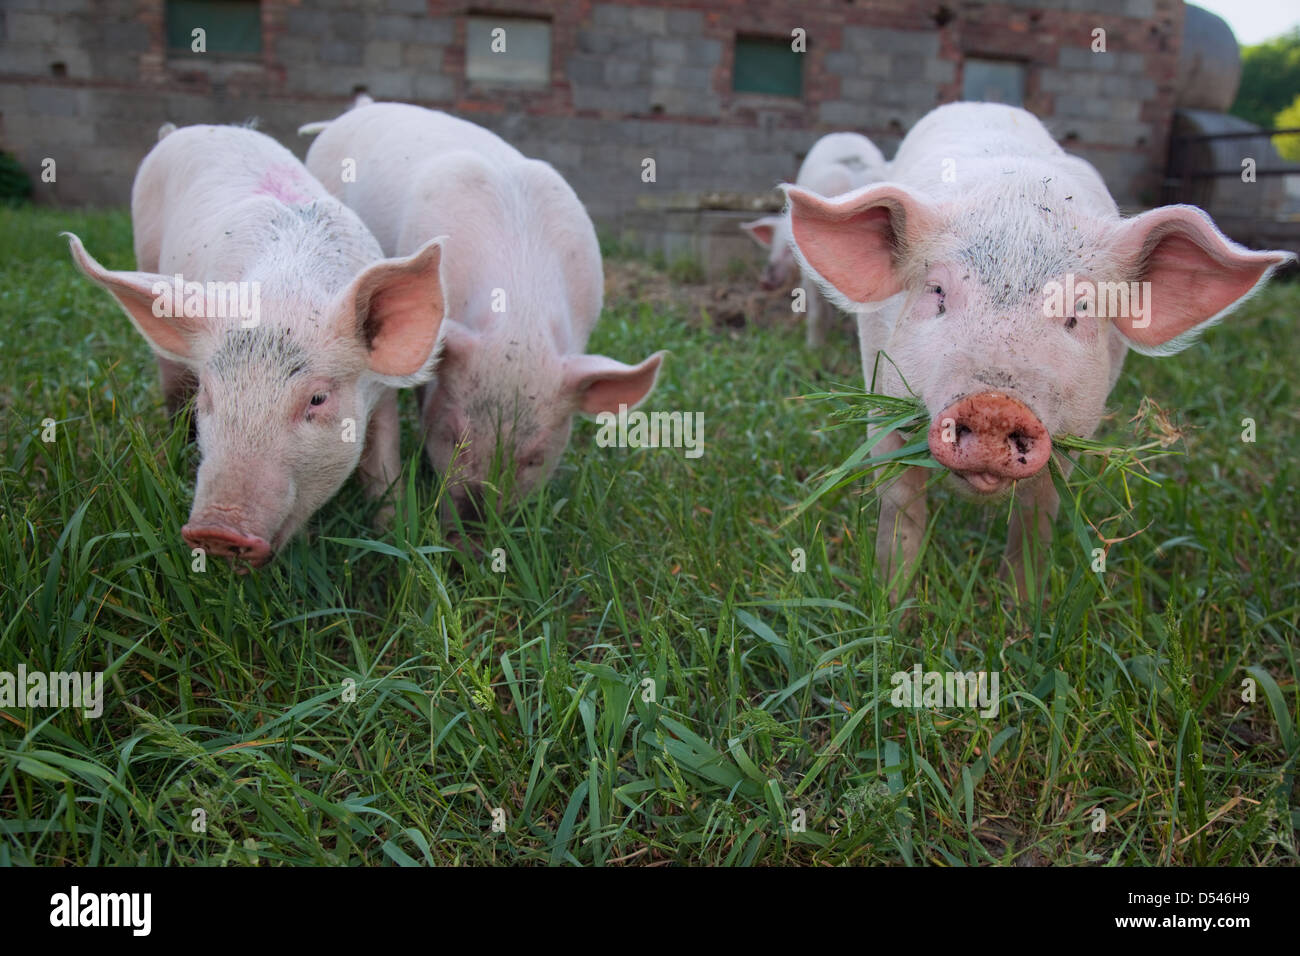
<box><xmin>0</xmin><ymin>0</ymin><xmax>1186</xmax><ymax>225</ymax></box>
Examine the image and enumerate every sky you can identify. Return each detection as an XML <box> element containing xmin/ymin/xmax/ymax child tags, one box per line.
<box><xmin>1190</xmin><ymin>0</ymin><xmax>1300</xmax><ymax>46</ymax></box>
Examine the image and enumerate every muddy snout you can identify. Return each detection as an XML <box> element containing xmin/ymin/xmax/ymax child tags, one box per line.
<box><xmin>928</xmin><ymin>392</ymin><xmax>1051</xmax><ymax>494</ymax></box>
<box><xmin>759</xmin><ymin>264</ymin><xmax>786</xmax><ymax>291</ymax></box>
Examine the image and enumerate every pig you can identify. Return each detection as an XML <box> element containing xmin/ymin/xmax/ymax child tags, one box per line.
<box><xmin>301</xmin><ymin>102</ymin><xmax>664</xmax><ymax>524</ymax></box>
<box><xmin>65</xmin><ymin>123</ymin><xmax>448</xmax><ymax>567</ymax></box>
<box><xmin>784</xmin><ymin>102</ymin><xmax>1294</xmax><ymax>600</ymax></box>
<box><xmin>742</xmin><ymin>132</ymin><xmax>888</xmax><ymax>347</ymax></box>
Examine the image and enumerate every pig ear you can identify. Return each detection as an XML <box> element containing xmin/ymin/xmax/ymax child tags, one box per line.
<box><xmin>344</xmin><ymin>236</ymin><xmax>447</xmax><ymax>383</ymax></box>
<box><xmin>564</xmin><ymin>351</ymin><xmax>665</xmax><ymax>416</ymax></box>
<box><xmin>741</xmin><ymin>217</ymin><xmax>780</xmax><ymax>248</ymax></box>
<box><xmin>1112</xmin><ymin>206</ymin><xmax>1294</xmax><ymax>355</ymax></box>
<box><xmin>783</xmin><ymin>183</ymin><xmax>937</xmax><ymax>307</ymax></box>
<box><xmin>63</xmin><ymin>232</ymin><xmax>199</xmax><ymax>363</ymax></box>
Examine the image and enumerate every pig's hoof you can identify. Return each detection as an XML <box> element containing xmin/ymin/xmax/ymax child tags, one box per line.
<box><xmin>372</xmin><ymin>501</ymin><xmax>396</xmax><ymax>530</ymax></box>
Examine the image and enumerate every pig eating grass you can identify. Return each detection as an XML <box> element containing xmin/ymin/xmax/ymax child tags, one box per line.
<box><xmin>301</xmin><ymin>101</ymin><xmax>664</xmax><ymax>525</ymax></box>
<box><xmin>785</xmin><ymin>102</ymin><xmax>1294</xmax><ymax>601</ymax></box>
<box><xmin>66</xmin><ymin>123</ymin><xmax>448</xmax><ymax>567</ymax></box>
<box><xmin>742</xmin><ymin>132</ymin><xmax>888</xmax><ymax>347</ymax></box>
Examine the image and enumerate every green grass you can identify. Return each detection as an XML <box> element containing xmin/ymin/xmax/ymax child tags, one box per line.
<box><xmin>1</xmin><ymin>206</ymin><xmax>1297</xmax><ymax>866</ymax></box>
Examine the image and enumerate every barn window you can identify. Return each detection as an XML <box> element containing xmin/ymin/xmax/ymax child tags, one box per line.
<box><xmin>465</xmin><ymin>16</ymin><xmax>552</xmax><ymax>87</ymax></box>
<box><xmin>166</xmin><ymin>0</ymin><xmax>262</xmax><ymax>55</ymax></box>
<box><xmin>962</xmin><ymin>57</ymin><xmax>1026</xmax><ymax>106</ymax></box>
<box><xmin>733</xmin><ymin>35</ymin><xmax>803</xmax><ymax>98</ymax></box>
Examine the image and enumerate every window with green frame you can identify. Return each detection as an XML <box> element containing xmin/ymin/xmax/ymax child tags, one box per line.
<box><xmin>166</xmin><ymin>0</ymin><xmax>262</xmax><ymax>55</ymax></box>
<box><xmin>961</xmin><ymin>57</ymin><xmax>1026</xmax><ymax>106</ymax></box>
<box><xmin>465</xmin><ymin>16</ymin><xmax>552</xmax><ymax>87</ymax></box>
<box><xmin>732</xmin><ymin>35</ymin><xmax>803</xmax><ymax>98</ymax></box>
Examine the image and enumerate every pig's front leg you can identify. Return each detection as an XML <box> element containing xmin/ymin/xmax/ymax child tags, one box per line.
<box><xmin>1002</xmin><ymin>469</ymin><xmax>1061</xmax><ymax>601</ymax></box>
<box><xmin>359</xmin><ymin>389</ymin><xmax>401</xmax><ymax>528</ymax></box>
<box><xmin>874</xmin><ymin>430</ymin><xmax>928</xmax><ymax>602</ymax></box>
<box><xmin>803</xmin><ymin>270</ymin><xmax>827</xmax><ymax>348</ymax></box>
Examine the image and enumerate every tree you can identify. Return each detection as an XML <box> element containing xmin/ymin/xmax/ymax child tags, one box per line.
<box><xmin>1272</xmin><ymin>93</ymin><xmax>1300</xmax><ymax>161</ymax></box>
<box><xmin>1230</xmin><ymin>28</ymin><xmax>1300</xmax><ymax>129</ymax></box>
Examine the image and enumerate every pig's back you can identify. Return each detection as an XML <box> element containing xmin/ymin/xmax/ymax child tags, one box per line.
<box><xmin>400</xmin><ymin>151</ymin><xmax>602</xmax><ymax>341</ymax></box>
<box><xmin>307</xmin><ymin>103</ymin><xmax>525</xmax><ymax>256</ymax></box>
<box><xmin>134</xmin><ymin>125</ymin><xmax>331</xmax><ymax>222</ymax></box>
<box><xmin>133</xmin><ymin>125</ymin><xmax>376</xmax><ymax>286</ymax></box>
<box><xmin>895</xmin><ymin>103</ymin><xmax>1062</xmax><ymax>163</ymax></box>
<box><xmin>327</xmin><ymin>103</ymin><xmax>523</xmax><ymax>165</ymax></box>
<box><xmin>309</xmin><ymin>103</ymin><xmax>600</xmax><ymax>341</ymax></box>
<box><xmin>306</xmin><ymin>104</ymin><xmax>523</xmax><ymax>198</ymax></box>
<box><xmin>797</xmin><ymin>132</ymin><xmax>887</xmax><ymax>187</ymax></box>
<box><xmin>890</xmin><ymin>103</ymin><xmax>1112</xmax><ymax>210</ymax></box>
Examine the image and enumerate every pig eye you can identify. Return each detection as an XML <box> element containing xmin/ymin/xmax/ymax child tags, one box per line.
<box><xmin>925</xmin><ymin>283</ymin><xmax>945</xmax><ymax>315</ymax></box>
<box><xmin>304</xmin><ymin>392</ymin><xmax>330</xmax><ymax>420</ymax></box>
<box><xmin>1066</xmin><ymin>298</ymin><xmax>1088</xmax><ymax>330</ymax></box>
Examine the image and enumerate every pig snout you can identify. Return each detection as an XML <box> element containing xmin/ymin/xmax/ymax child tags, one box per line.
<box><xmin>928</xmin><ymin>392</ymin><xmax>1051</xmax><ymax>493</ymax></box>
<box><xmin>451</xmin><ymin>484</ymin><xmax>487</xmax><ymax>523</ymax></box>
<box><xmin>759</xmin><ymin>264</ymin><xmax>785</xmax><ymax>290</ymax></box>
<box><xmin>181</xmin><ymin>520</ymin><xmax>272</xmax><ymax>567</ymax></box>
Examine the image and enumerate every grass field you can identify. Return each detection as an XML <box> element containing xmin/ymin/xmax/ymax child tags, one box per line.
<box><xmin>1</xmin><ymin>206</ymin><xmax>1297</xmax><ymax>866</ymax></box>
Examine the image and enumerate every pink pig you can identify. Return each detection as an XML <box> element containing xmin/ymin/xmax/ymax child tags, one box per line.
<box><xmin>66</xmin><ymin>124</ymin><xmax>448</xmax><ymax>566</ymax></box>
<box><xmin>785</xmin><ymin>103</ymin><xmax>1293</xmax><ymax>599</ymax></box>
<box><xmin>303</xmin><ymin>101</ymin><xmax>664</xmax><ymax>523</ymax></box>
<box><xmin>742</xmin><ymin>132</ymin><xmax>888</xmax><ymax>347</ymax></box>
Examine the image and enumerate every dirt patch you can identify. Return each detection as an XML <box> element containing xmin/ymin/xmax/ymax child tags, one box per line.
<box><xmin>603</xmin><ymin>257</ymin><xmax>810</xmax><ymax>334</ymax></box>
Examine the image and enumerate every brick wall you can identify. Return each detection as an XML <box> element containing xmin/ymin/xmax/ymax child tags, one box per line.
<box><xmin>0</xmin><ymin>0</ymin><xmax>1185</xmax><ymax>222</ymax></box>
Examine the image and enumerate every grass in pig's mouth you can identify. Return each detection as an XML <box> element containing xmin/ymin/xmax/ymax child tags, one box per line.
<box><xmin>1047</xmin><ymin>397</ymin><xmax>1187</xmax><ymax>564</ymax></box>
<box><xmin>789</xmin><ymin>385</ymin><xmax>1186</xmax><ymax>556</ymax></box>
<box><xmin>784</xmin><ymin>385</ymin><xmax>940</xmax><ymax>525</ymax></box>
